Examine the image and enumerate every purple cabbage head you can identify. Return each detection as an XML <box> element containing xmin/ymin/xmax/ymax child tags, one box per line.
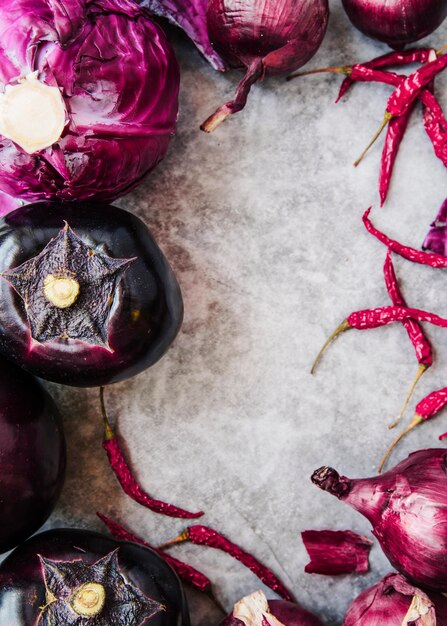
<box><xmin>0</xmin><ymin>0</ymin><xmax>179</xmax><ymax>205</ymax></box>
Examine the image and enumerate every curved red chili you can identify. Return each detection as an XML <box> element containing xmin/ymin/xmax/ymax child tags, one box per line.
<box><xmin>159</xmin><ymin>524</ymin><xmax>295</xmax><ymax>602</ymax></box>
<box><xmin>100</xmin><ymin>387</ymin><xmax>204</xmax><ymax>519</ymax></box>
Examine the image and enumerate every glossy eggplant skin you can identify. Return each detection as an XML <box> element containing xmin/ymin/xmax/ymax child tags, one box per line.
<box><xmin>0</xmin><ymin>202</ymin><xmax>183</xmax><ymax>387</ymax></box>
<box><xmin>0</xmin><ymin>529</ymin><xmax>191</xmax><ymax>626</ymax></box>
<box><xmin>0</xmin><ymin>358</ymin><xmax>65</xmax><ymax>554</ymax></box>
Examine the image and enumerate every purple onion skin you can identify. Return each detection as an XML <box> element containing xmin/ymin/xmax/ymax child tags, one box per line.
<box><xmin>0</xmin><ymin>528</ymin><xmax>190</xmax><ymax>625</ymax></box>
<box><xmin>220</xmin><ymin>599</ymin><xmax>325</xmax><ymax>626</ymax></box>
<box><xmin>344</xmin><ymin>573</ymin><xmax>447</xmax><ymax>625</ymax></box>
<box><xmin>0</xmin><ymin>202</ymin><xmax>183</xmax><ymax>387</ymax></box>
<box><xmin>342</xmin><ymin>0</ymin><xmax>447</xmax><ymax>49</ymax></box>
<box><xmin>0</xmin><ymin>357</ymin><xmax>65</xmax><ymax>554</ymax></box>
<box><xmin>423</xmin><ymin>198</ymin><xmax>447</xmax><ymax>255</ymax></box>
<box><xmin>0</xmin><ymin>0</ymin><xmax>179</xmax><ymax>203</ymax></box>
<box><xmin>207</xmin><ymin>0</ymin><xmax>329</xmax><ymax>76</ymax></box>
<box><xmin>312</xmin><ymin>449</ymin><xmax>447</xmax><ymax>591</ymax></box>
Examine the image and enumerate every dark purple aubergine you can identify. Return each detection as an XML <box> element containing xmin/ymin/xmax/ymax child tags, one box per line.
<box><xmin>0</xmin><ymin>528</ymin><xmax>190</xmax><ymax>625</ymax></box>
<box><xmin>0</xmin><ymin>357</ymin><xmax>65</xmax><ymax>554</ymax></box>
<box><xmin>0</xmin><ymin>202</ymin><xmax>183</xmax><ymax>387</ymax></box>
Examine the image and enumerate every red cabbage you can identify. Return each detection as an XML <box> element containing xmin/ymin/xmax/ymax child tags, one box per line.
<box><xmin>0</xmin><ymin>0</ymin><xmax>179</xmax><ymax>204</ymax></box>
<box><xmin>423</xmin><ymin>198</ymin><xmax>447</xmax><ymax>256</ymax></box>
<box><xmin>139</xmin><ymin>0</ymin><xmax>228</xmax><ymax>71</ymax></box>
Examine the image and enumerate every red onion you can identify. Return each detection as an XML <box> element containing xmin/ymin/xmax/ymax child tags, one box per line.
<box><xmin>344</xmin><ymin>573</ymin><xmax>447</xmax><ymax>625</ymax></box>
<box><xmin>342</xmin><ymin>0</ymin><xmax>447</xmax><ymax>49</ymax></box>
<box><xmin>201</xmin><ymin>0</ymin><xmax>329</xmax><ymax>132</ymax></box>
<box><xmin>219</xmin><ymin>591</ymin><xmax>324</xmax><ymax>626</ymax></box>
<box><xmin>312</xmin><ymin>449</ymin><xmax>447</xmax><ymax>591</ymax></box>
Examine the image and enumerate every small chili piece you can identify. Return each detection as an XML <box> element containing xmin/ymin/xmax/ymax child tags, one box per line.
<box><xmin>383</xmin><ymin>251</ymin><xmax>432</xmax><ymax>428</ymax></box>
<box><xmin>311</xmin><ymin>305</ymin><xmax>447</xmax><ymax>374</ymax></box>
<box><xmin>100</xmin><ymin>387</ymin><xmax>204</xmax><ymax>519</ymax></box>
<box><xmin>96</xmin><ymin>512</ymin><xmax>220</xmax><ymax>600</ymax></box>
<box><xmin>378</xmin><ymin>388</ymin><xmax>447</xmax><ymax>473</ymax></box>
<box><xmin>159</xmin><ymin>524</ymin><xmax>295</xmax><ymax>602</ymax></box>
<box><xmin>363</xmin><ymin>207</ymin><xmax>447</xmax><ymax>268</ymax></box>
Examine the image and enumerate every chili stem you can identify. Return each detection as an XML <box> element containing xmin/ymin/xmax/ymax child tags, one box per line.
<box><xmin>388</xmin><ymin>364</ymin><xmax>428</xmax><ymax>429</ymax></box>
<box><xmin>100</xmin><ymin>385</ymin><xmax>114</xmax><ymax>440</ymax></box>
<box><xmin>378</xmin><ymin>414</ymin><xmax>423</xmax><ymax>474</ymax></box>
<box><xmin>159</xmin><ymin>531</ymin><xmax>190</xmax><ymax>550</ymax></box>
<box><xmin>287</xmin><ymin>66</ymin><xmax>350</xmax><ymax>81</ymax></box>
<box><xmin>311</xmin><ymin>320</ymin><xmax>351</xmax><ymax>374</ymax></box>
<box><xmin>354</xmin><ymin>114</ymin><xmax>392</xmax><ymax>167</ymax></box>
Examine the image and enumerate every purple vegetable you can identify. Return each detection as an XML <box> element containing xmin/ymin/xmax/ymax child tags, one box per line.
<box><xmin>0</xmin><ymin>0</ymin><xmax>179</xmax><ymax>204</ymax></box>
<box><xmin>201</xmin><ymin>0</ymin><xmax>329</xmax><ymax>132</ymax></box>
<box><xmin>341</xmin><ymin>0</ymin><xmax>447</xmax><ymax>49</ymax></box>
<box><xmin>0</xmin><ymin>201</ymin><xmax>183</xmax><ymax>387</ymax></box>
<box><xmin>0</xmin><ymin>356</ymin><xmax>65</xmax><ymax>554</ymax></box>
<box><xmin>302</xmin><ymin>529</ymin><xmax>372</xmax><ymax>575</ymax></box>
<box><xmin>423</xmin><ymin>198</ymin><xmax>447</xmax><ymax>255</ymax></box>
<box><xmin>312</xmin><ymin>449</ymin><xmax>447</xmax><ymax>591</ymax></box>
<box><xmin>219</xmin><ymin>591</ymin><xmax>324</xmax><ymax>626</ymax></box>
<box><xmin>0</xmin><ymin>528</ymin><xmax>190</xmax><ymax>625</ymax></box>
<box><xmin>139</xmin><ymin>0</ymin><xmax>227</xmax><ymax>71</ymax></box>
<box><xmin>344</xmin><ymin>572</ymin><xmax>447</xmax><ymax>625</ymax></box>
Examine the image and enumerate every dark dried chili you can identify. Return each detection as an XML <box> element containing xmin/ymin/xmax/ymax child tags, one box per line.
<box><xmin>100</xmin><ymin>387</ymin><xmax>203</xmax><ymax>519</ymax></box>
<box><xmin>159</xmin><ymin>524</ymin><xmax>295</xmax><ymax>602</ymax></box>
<box><xmin>312</xmin><ymin>305</ymin><xmax>447</xmax><ymax>374</ymax></box>
<box><xmin>363</xmin><ymin>208</ymin><xmax>447</xmax><ymax>267</ymax></box>
<box><xmin>96</xmin><ymin>513</ymin><xmax>215</xmax><ymax>596</ymax></box>
<box><xmin>383</xmin><ymin>251</ymin><xmax>432</xmax><ymax>428</ymax></box>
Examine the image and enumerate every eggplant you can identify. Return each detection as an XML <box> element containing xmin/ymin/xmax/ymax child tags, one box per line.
<box><xmin>0</xmin><ymin>528</ymin><xmax>190</xmax><ymax>625</ymax></box>
<box><xmin>0</xmin><ymin>202</ymin><xmax>183</xmax><ymax>386</ymax></box>
<box><xmin>0</xmin><ymin>356</ymin><xmax>65</xmax><ymax>554</ymax></box>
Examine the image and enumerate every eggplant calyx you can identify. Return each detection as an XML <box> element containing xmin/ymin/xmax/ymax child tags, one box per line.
<box><xmin>71</xmin><ymin>582</ymin><xmax>106</xmax><ymax>617</ymax></box>
<box><xmin>1</xmin><ymin>223</ymin><xmax>135</xmax><ymax>348</ymax></box>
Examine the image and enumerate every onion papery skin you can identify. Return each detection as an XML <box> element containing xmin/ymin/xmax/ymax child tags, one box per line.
<box><xmin>343</xmin><ymin>572</ymin><xmax>447</xmax><ymax>625</ymax></box>
<box><xmin>0</xmin><ymin>357</ymin><xmax>65</xmax><ymax>554</ymax></box>
<box><xmin>0</xmin><ymin>201</ymin><xmax>183</xmax><ymax>387</ymax></box>
<box><xmin>312</xmin><ymin>449</ymin><xmax>447</xmax><ymax>591</ymax></box>
<box><xmin>341</xmin><ymin>0</ymin><xmax>447</xmax><ymax>49</ymax></box>
<box><xmin>0</xmin><ymin>0</ymin><xmax>179</xmax><ymax>203</ymax></box>
<box><xmin>0</xmin><ymin>528</ymin><xmax>190</xmax><ymax>626</ymax></box>
<box><xmin>207</xmin><ymin>0</ymin><xmax>329</xmax><ymax>76</ymax></box>
<box><xmin>220</xmin><ymin>598</ymin><xmax>325</xmax><ymax>626</ymax></box>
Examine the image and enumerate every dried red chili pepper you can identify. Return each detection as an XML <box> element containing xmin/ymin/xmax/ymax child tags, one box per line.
<box><xmin>356</xmin><ymin>52</ymin><xmax>447</xmax><ymax>165</ymax></box>
<box><xmin>311</xmin><ymin>305</ymin><xmax>447</xmax><ymax>374</ymax></box>
<box><xmin>96</xmin><ymin>512</ymin><xmax>218</xmax><ymax>599</ymax></box>
<box><xmin>100</xmin><ymin>387</ymin><xmax>203</xmax><ymax>519</ymax></box>
<box><xmin>337</xmin><ymin>48</ymin><xmax>434</xmax><ymax>102</ymax></box>
<box><xmin>383</xmin><ymin>251</ymin><xmax>432</xmax><ymax>428</ymax></box>
<box><xmin>378</xmin><ymin>388</ymin><xmax>447</xmax><ymax>473</ymax></box>
<box><xmin>379</xmin><ymin>109</ymin><xmax>414</xmax><ymax>205</ymax></box>
<box><xmin>159</xmin><ymin>524</ymin><xmax>295</xmax><ymax>602</ymax></box>
<box><xmin>422</xmin><ymin>88</ymin><xmax>447</xmax><ymax>167</ymax></box>
<box><xmin>363</xmin><ymin>207</ymin><xmax>447</xmax><ymax>268</ymax></box>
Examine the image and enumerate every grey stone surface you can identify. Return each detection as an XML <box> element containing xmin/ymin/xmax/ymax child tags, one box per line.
<box><xmin>4</xmin><ymin>2</ymin><xmax>447</xmax><ymax>625</ymax></box>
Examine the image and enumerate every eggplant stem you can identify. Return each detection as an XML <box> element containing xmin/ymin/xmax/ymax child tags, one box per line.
<box><xmin>99</xmin><ymin>386</ymin><xmax>114</xmax><ymax>441</ymax></box>
<box><xmin>201</xmin><ymin>59</ymin><xmax>263</xmax><ymax>133</ymax></box>
<box><xmin>310</xmin><ymin>320</ymin><xmax>351</xmax><ymax>374</ymax></box>
<box><xmin>158</xmin><ymin>530</ymin><xmax>190</xmax><ymax>550</ymax></box>
<box><xmin>378</xmin><ymin>414</ymin><xmax>423</xmax><ymax>474</ymax></box>
<box><xmin>388</xmin><ymin>364</ymin><xmax>428</xmax><ymax>429</ymax></box>
<box><xmin>287</xmin><ymin>66</ymin><xmax>350</xmax><ymax>81</ymax></box>
<box><xmin>354</xmin><ymin>113</ymin><xmax>392</xmax><ymax>167</ymax></box>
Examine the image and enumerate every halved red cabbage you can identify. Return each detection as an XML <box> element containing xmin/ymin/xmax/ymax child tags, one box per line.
<box><xmin>0</xmin><ymin>0</ymin><xmax>179</xmax><ymax>203</ymax></box>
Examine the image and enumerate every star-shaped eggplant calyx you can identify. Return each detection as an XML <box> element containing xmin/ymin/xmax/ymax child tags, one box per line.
<box><xmin>38</xmin><ymin>549</ymin><xmax>164</xmax><ymax>625</ymax></box>
<box><xmin>2</xmin><ymin>223</ymin><xmax>135</xmax><ymax>349</ymax></box>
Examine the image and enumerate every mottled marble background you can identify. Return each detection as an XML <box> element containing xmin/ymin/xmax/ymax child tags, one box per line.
<box><xmin>5</xmin><ymin>2</ymin><xmax>447</xmax><ymax>624</ymax></box>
